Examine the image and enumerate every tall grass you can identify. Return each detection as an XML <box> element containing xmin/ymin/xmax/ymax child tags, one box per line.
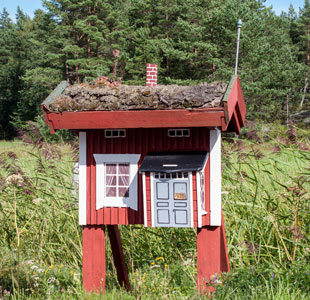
<box><xmin>0</xmin><ymin>125</ymin><xmax>309</xmax><ymax>299</ymax></box>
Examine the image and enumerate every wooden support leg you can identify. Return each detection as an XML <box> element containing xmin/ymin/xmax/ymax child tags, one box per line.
<box><xmin>197</xmin><ymin>213</ymin><xmax>230</xmax><ymax>293</ymax></box>
<box><xmin>83</xmin><ymin>225</ymin><xmax>106</xmax><ymax>293</ymax></box>
<box><xmin>107</xmin><ymin>225</ymin><xmax>131</xmax><ymax>291</ymax></box>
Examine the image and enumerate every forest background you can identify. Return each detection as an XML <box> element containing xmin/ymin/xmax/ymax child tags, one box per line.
<box><xmin>1</xmin><ymin>0</ymin><xmax>310</xmax><ymax>139</ymax></box>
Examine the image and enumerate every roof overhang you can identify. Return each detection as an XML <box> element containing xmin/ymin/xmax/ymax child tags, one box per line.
<box><xmin>139</xmin><ymin>152</ymin><xmax>208</xmax><ymax>173</ymax></box>
<box><xmin>42</xmin><ymin>76</ymin><xmax>246</xmax><ymax>134</ymax></box>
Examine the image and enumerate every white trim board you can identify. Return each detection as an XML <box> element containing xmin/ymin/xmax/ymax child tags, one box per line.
<box><xmin>142</xmin><ymin>172</ymin><xmax>148</xmax><ymax>227</ymax></box>
<box><xmin>79</xmin><ymin>132</ymin><xmax>87</xmax><ymax>225</ymax></box>
<box><xmin>210</xmin><ymin>128</ymin><xmax>222</xmax><ymax>226</ymax></box>
<box><xmin>150</xmin><ymin>172</ymin><xmax>155</xmax><ymax>227</ymax></box>
<box><xmin>196</xmin><ymin>171</ymin><xmax>202</xmax><ymax>228</ymax></box>
<box><xmin>189</xmin><ymin>172</ymin><xmax>194</xmax><ymax>228</ymax></box>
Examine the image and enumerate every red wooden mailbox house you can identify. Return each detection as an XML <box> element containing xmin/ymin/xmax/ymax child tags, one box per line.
<box><xmin>42</xmin><ymin>64</ymin><xmax>246</xmax><ymax>293</ymax></box>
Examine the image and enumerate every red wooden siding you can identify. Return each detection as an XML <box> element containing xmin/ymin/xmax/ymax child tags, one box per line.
<box><xmin>192</xmin><ymin>173</ymin><xmax>198</xmax><ymax>227</ymax></box>
<box><xmin>145</xmin><ymin>173</ymin><xmax>152</xmax><ymax>227</ymax></box>
<box><xmin>86</xmin><ymin>127</ymin><xmax>210</xmax><ymax>226</ymax></box>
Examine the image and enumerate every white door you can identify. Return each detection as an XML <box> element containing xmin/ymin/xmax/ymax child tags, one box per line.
<box><xmin>153</xmin><ymin>172</ymin><xmax>191</xmax><ymax>227</ymax></box>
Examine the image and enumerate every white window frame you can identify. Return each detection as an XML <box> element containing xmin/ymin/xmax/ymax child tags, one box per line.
<box><xmin>93</xmin><ymin>154</ymin><xmax>140</xmax><ymax>211</ymax></box>
<box><xmin>168</xmin><ymin>129</ymin><xmax>190</xmax><ymax>137</ymax></box>
<box><xmin>105</xmin><ymin>129</ymin><xmax>126</xmax><ymax>138</ymax></box>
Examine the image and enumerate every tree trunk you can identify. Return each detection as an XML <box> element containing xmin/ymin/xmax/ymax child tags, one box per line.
<box><xmin>300</xmin><ymin>71</ymin><xmax>308</xmax><ymax>108</ymax></box>
<box><xmin>300</xmin><ymin>24</ymin><xmax>310</xmax><ymax>108</ymax></box>
<box><xmin>286</xmin><ymin>92</ymin><xmax>289</xmax><ymax>127</ymax></box>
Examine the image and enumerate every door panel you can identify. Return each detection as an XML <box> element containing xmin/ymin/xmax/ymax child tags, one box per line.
<box><xmin>174</xmin><ymin>202</ymin><xmax>187</xmax><ymax>208</ymax></box>
<box><xmin>157</xmin><ymin>209</ymin><xmax>170</xmax><ymax>224</ymax></box>
<box><xmin>156</xmin><ymin>182</ymin><xmax>169</xmax><ymax>199</ymax></box>
<box><xmin>174</xmin><ymin>210</ymin><xmax>188</xmax><ymax>224</ymax></box>
<box><xmin>173</xmin><ymin>182</ymin><xmax>187</xmax><ymax>200</ymax></box>
<box><xmin>157</xmin><ymin>202</ymin><xmax>169</xmax><ymax>207</ymax></box>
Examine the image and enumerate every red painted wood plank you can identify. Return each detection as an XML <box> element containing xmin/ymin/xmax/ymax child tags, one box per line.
<box><xmin>93</xmin><ymin>131</ymin><xmax>100</xmax><ymax>225</ymax></box>
<box><xmin>137</xmin><ymin>173</ymin><xmax>143</xmax><ymax>225</ymax></box>
<box><xmin>97</xmin><ymin>131</ymin><xmax>104</xmax><ymax>225</ymax></box>
<box><xmin>110</xmin><ymin>208</ymin><xmax>117</xmax><ymax>225</ymax></box>
<box><xmin>224</xmin><ymin>78</ymin><xmax>239</xmax><ymax>124</ymax></box>
<box><xmin>90</xmin><ymin>132</ymin><xmax>97</xmax><ymax>224</ymax></box>
<box><xmin>237</xmin><ymin>78</ymin><xmax>246</xmax><ymax>126</ymax></box>
<box><xmin>119</xmin><ymin>208</ymin><xmax>126</xmax><ymax>225</ymax></box>
<box><xmin>83</xmin><ymin>225</ymin><xmax>106</xmax><ymax>292</ymax></box>
<box><xmin>146</xmin><ymin>177</ymin><xmax>152</xmax><ymax>227</ymax></box>
<box><xmin>87</xmin><ymin>132</ymin><xmax>93</xmax><ymax>224</ymax></box>
<box><xmin>45</xmin><ymin>109</ymin><xmax>225</xmax><ymax>131</ymax></box>
<box><xmin>107</xmin><ymin>225</ymin><xmax>131</xmax><ymax>291</ymax></box>
<box><xmin>197</xmin><ymin>216</ymin><xmax>230</xmax><ymax>293</ymax></box>
<box><xmin>232</xmin><ymin>110</ymin><xmax>241</xmax><ymax>135</ymax></box>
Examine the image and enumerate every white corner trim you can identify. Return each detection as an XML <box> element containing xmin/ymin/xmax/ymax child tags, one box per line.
<box><xmin>196</xmin><ymin>171</ymin><xmax>202</xmax><ymax>228</ymax></box>
<box><xmin>189</xmin><ymin>172</ymin><xmax>194</xmax><ymax>228</ymax></box>
<box><xmin>93</xmin><ymin>154</ymin><xmax>141</xmax><ymax>211</ymax></box>
<box><xmin>150</xmin><ymin>172</ymin><xmax>155</xmax><ymax>227</ymax></box>
<box><xmin>79</xmin><ymin>132</ymin><xmax>87</xmax><ymax>225</ymax></box>
<box><xmin>210</xmin><ymin>129</ymin><xmax>222</xmax><ymax>226</ymax></box>
<box><xmin>142</xmin><ymin>172</ymin><xmax>148</xmax><ymax>227</ymax></box>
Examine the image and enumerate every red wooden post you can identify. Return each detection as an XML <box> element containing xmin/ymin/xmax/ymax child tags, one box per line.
<box><xmin>197</xmin><ymin>211</ymin><xmax>230</xmax><ymax>293</ymax></box>
<box><xmin>83</xmin><ymin>225</ymin><xmax>106</xmax><ymax>293</ymax></box>
<box><xmin>107</xmin><ymin>225</ymin><xmax>131</xmax><ymax>291</ymax></box>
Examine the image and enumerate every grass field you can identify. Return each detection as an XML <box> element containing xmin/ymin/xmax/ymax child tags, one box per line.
<box><xmin>0</xmin><ymin>124</ymin><xmax>309</xmax><ymax>299</ymax></box>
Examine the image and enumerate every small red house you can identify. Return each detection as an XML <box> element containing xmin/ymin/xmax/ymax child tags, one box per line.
<box><xmin>42</xmin><ymin>64</ymin><xmax>246</xmax><ymax>292</ymax></box>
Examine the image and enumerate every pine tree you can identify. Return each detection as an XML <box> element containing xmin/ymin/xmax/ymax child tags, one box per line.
<box><xmin>43</xmin><ymin>0</ymin><xmax>130</xmax><ymax>83</ymax></box>
<box><xmin>295</xmin><ymin>0</ymin><xmax>310</xmax><ymax>107</ymax></box>
<box><xmin>0</xmin><ymin>8</ymin><xmax>21</xmax><ymax>137</ymax></box>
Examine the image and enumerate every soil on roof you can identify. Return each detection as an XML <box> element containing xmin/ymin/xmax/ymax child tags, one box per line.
<box><xmin>47</xmin><ymin>81</ymin><xmax>227</xmax><ymax>113</ymax></box>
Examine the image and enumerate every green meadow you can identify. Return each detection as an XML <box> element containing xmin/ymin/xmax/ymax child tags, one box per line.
<box><xmin>0</xmin><ymin>124</ymin><xmax>309</xmax><ymax>299</ymax></box>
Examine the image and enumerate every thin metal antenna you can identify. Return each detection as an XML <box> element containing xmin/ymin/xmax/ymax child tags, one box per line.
<box><xmin>234</xmin><ymin>19</ymin><xmax>242</xmax><ymax>76</ymax></box>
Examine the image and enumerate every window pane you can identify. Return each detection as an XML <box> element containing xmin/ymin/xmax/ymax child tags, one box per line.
<box><xmin>119</xmin><ymin>187</ymin><xmax>129</xmax><ymax>197</ymax></box>
<box><xmin>106</xmin><ymin>176</ymin><xmax>116</xmax><ymax>186</ymax></box>
<box><xmin>118</xmin><ymin>164</ymin><xmax>129</xmax><ymax>174</ymax></box>
<box><xmin>106</xmin><ymin>187</ymin><xmax>116</xmax><ymax>197</ymax></box>
<box><xmin>106</xmin><ymin>164</ymin><xmax>117</xmax><ymax>174</ymax></box>
<box><xmin>119</xmin><ymin>176</ymin><xmax>130</xmax><ymax>186</ymax></box>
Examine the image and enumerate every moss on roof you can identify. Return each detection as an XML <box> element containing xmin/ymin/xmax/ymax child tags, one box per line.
<box><xmin>47</xmin><ymin>81</ymin><xmax>227</xmax><ymax>113</ymax></box>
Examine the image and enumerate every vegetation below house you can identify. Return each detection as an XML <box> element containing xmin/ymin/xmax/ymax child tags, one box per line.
<box><xmin>0</xmin><ymin>123</ymin><xmax>309</xmax><ymax>299</ymax></box>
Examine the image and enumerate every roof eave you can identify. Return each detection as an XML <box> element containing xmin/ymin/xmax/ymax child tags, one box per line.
<box><xmin>222</xmin><ymin>75</ymin><xmax>246</xmax><ymax>134</ymax></box>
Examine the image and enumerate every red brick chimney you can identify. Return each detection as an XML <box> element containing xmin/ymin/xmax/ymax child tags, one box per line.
<box><xmin>146</xmin><ymin>64</ymin><xmax>158</xmax><ymax>87</ymax></box>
